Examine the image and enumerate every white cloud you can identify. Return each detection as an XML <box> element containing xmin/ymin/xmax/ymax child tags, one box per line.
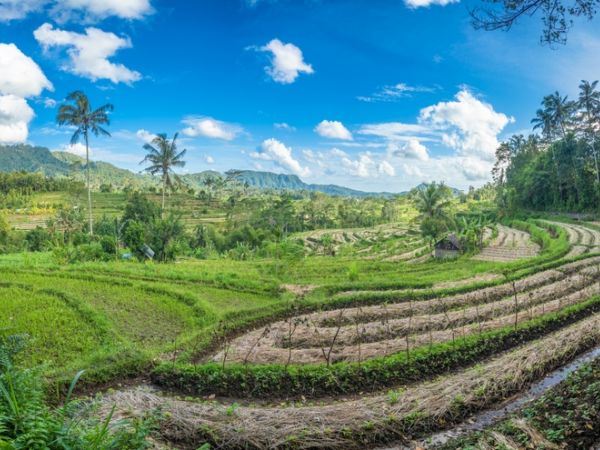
<box><xmin>419</xmin><ymin>89</ymin><xmax>513</xmax><ymax>161</ymax></box>
<box><xmin>315</xmin><ymin>120</ymin><xmax>353</xmax><ymax>140</ymax></box>
<box><xmin>0</xmin><ymin>0</ymin><xmax>153</xmax><ymax>22</ymax></box>
<box><xmin>358</xmin><ymin>122</ymin><xmax>432</xmax><ymax>140</ymax></box>
<box><xmin>0</xmin><ymin>43</ymin><xmax>53</xmax><ymax>97</ymax></box>
<box><xmin>274</xmin><ymin>122</ymin><xmax>296</xmax><ymax>131</ymax></box>
<box><xmin>455</xmin><ymin>156</ymin><xmax>492</xmax><ymax>181</ymax></box>
<box><xmin>258</xmin><ymin>39</ymin><xmax>314</xmax><ymax>84</ymax></box>
<box><xmin>34</xmin><ymin>23</ymin><xmax>141</xmax><ymax>84</ymax></box>
<box><xmin>204</xmin><ymin>155</ymin><xmax>215</xmax><ymax>164</ymax></box>
<box><xmin>43</xmin><ymin>98</ymin><xmax>57</xmax><ymax>108</ymax></box>
<box><xmin>182</xmin><ymin>117</ymin><xmax>243</xmax><ymax>141</ymax></box>
<box><xmin>58</xmin><ymin>142</ymin><xmax>88</xmax><ymax>157</ymax></box>
<box><xmin>378</xmin><ymin>160</ymin><xmax>396</xmax><ymax>176</ymax></box>
<box><xmin>136</xmin><ymin>129</ymin><xmax>156</xmax><ymax>144</ymax></box>
<box><xmin>52</xmin><ymin>0</ymin><xmax>153</xmax><ymax>21</ymax></box>
<box><xmin>251</xmin><ymin>138</ymin><xmax>311</xmax><ymax>177</ymax></box>
<box><xmin>388</xmin><ymin>139</ymin><xmax>430</xmax><ymax>161</ymax></box>
<box><xmin>0</xmin><ymin>0</ymin><xmax>44</xmax><ymax>21</ymax></box>
<box><xmin>402</xmin><ymin>163</ymin><xmax>423</xmax><ymax>178</ymax></box>
<box><xmin>0</xmin><ymin>95</ymin><xmax>34</xmax><ymax>143</ymax></box>
<box><xmin>358</xmin><ymin>82</ymin><xmax>436</xmax><ymax>103</ymax></box>
<box><xmin>404</xmin><ymin>0</ymin><xmax>459</xmax><ymax>8</ymax></box>
<box><xmin>0</xmin><ymin>43</ymin><xmax>52</xmax><ymax>143</ymax></box>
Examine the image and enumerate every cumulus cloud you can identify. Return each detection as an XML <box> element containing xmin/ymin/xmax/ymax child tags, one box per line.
<box><xmin>378</xmin><ymin>160</ymin><xmax>396</xmax><ymax>176</ymax></box>
<box><xmin>404</xmin><ymin>0</ymin><xmax>459</xmax><ymax>8</ymax></box>
<box><xmin>34</xmin><ymin>23</ymin><xmax>141</xmax><ymax>84</ymax></box>
<box><xmin>136</xmin><ymin>129</ymin><xmax>156</xmax><ymax>144</ymax></box>
<box><xmin>251</xmin><ymin>138</ymin><xmax>311</xmax><ymax>177</ymax></box>
<box><xmin>419</xmin><ymin>89</ymin><xmax>513</xmax><ymax>161</ymax></box>
<box><xmin>388</xmin><ymin>139</ymin><xmax>429</xmax><ymax>161</ymax></box>
<box><xmin>358</xmin><ymin>82</ymin><xmax>436</xmax><ymax>103</ymax></box>
<box><xmin>204</xmin><ymin>155</ymin><xmax>215</xmax><ymax>164</ymax></box>
<box><xmin>182</xmin><ymin>117</ymin><xmax>243</xmax><ymax>141</ymax></box>
<box><xmin>315</xmin><ymin>120</ymin><xmax>353</xmax><ymax>140</ymax></box>
<box><xmin>0</xmin><ymin>43</ymin><xmax>53</xmax><ymax>97</ymax></box>
<box><xmin>0</xmin><ymin>43</ymin><xmax>52</xmax><ymax>143</ymax></box>
<box><xmin>0</xmin><ymin>0</ymin><xmax>153</xmax><ymax>22</ymax></box>
<box><xmin>0</xmin><ymin>95</ymin><xmax>35</xmax><ymax>143</ymax></box>
<box><xmin>257</xmin><ymin>39</ymin><xmax>314</xmax><ymax>84</ymax></box>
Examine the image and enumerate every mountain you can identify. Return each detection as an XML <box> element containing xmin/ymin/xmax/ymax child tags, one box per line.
<box><xmin>409</xmin><ymin>182</ymin><xmax>463</xmax><ymax>196</ymax></box>
<box><xmin>0</xmin><ymin>144</ymin><xmax>461</xmax><ymax>197</ymax></box>
<box><xmin>0</xmin><ymin>145</ymin><xmax>70</xmax><ymax>175</ymax></box>
<box><xmin>224</xmin><ymin>170</ymin><xmax>395</xmax><ymax>197</ymax></box>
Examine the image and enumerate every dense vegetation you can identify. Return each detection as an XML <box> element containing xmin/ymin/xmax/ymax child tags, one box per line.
<box><xmin>494</xmin><ymin>80</ymin><xmax>600</xmax><ymax>212</ymax></box>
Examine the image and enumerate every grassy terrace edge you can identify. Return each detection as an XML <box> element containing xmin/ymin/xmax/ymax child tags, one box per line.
<box><xmin>151</xmin><ymin>294</ymin><xmax>600</xmax><ymax>399</ymax></box>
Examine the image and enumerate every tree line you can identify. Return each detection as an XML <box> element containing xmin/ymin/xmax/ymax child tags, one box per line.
<box><xmin>494</xmin><ymin>80</ymin><xmax>600</xmax><ymax>212</ymax></box>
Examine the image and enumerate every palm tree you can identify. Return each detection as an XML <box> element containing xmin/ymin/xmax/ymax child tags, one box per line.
<box><xmin>141</xmin><ymin>133</ymin><xmax>187</xmax><ymax>215</ymax></box>
<box><xmin>578</xmin><ymin>80</ymin><xmax>600</xmax><ymax>185</ymax></box>
<box><xmin>57</xmin><ymin>91</ymin><xmax>113</xmax><ymax>235</ymax></box>
<box><xmin>414</xmin><ymin>182</ymin><xmax>453</xmax><ymax>221</ymax></box>
<box><xmin>543</xmin><ymin>91</ymin><xmax>576</xmax><ymax>138</ymax></box>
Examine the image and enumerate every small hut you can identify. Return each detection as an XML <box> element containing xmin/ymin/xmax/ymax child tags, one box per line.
<box><xmin>434</xmin><ymin>234</ymin><xmax>462</xmax><ymax>259</ymax></box>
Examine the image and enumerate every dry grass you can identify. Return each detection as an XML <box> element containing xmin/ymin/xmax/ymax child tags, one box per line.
<box><xmin>209</xmin><ymin>260</ymin><xmax>600</xmax><ymax>365</ymax></box>
<box><xmin>100</xmin><ymin>313</ymin><xmax>600</xmax><ymax>450</ymax></box>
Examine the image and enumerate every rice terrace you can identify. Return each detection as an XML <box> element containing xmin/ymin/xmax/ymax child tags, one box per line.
<box><xmin>2</xmin><ymin>1</ymin><xmax>600</xmax><ymax>449</ymax></box>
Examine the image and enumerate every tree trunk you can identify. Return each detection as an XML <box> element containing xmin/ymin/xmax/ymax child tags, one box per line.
<box><xmin>85</xmin><ymin>131</ymin><xmax>93</xmax><ymax>235</ymax></box>
<box><xmin>162</xmin><ymin>174</ymin><xmax>166</xmax><ymax>218</ymax></box>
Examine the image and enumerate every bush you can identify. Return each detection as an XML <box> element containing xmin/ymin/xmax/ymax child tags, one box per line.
<box><xmin>25</xmin><ymin>227</ymin><xmax>52</xmax><ymax>252</ymax></box>
<box><xmin>0</xmin><ymin>333</ymin><xmax>155</xmax><ymax>449</ymax></box>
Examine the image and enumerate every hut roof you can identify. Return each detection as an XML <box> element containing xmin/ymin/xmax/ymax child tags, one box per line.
<box><xmin>435</xmin><ymin>233</ymin><xmax>462</xmax><ymax>251</ymax></box>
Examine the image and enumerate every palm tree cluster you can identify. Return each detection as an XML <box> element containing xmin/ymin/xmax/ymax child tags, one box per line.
<box><xmin>495</xmin><ymin>80</ymin><xmax>600</xmax><ymax>211</ymax></box>
<box><xmin>56</xmin><ymin>90</ymin><xmax>190</xmax><ymax>236</ymax></box>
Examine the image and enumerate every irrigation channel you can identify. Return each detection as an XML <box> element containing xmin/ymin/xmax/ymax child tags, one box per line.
<box><xmin>381</xmin><ymin>344</ymin><xmax>600</xmax><ymax>449</ymax></box>
<box><xmin>97</xmin><ymin>221</ymin><xmax>600</xmax><ymax>449</ymax></box>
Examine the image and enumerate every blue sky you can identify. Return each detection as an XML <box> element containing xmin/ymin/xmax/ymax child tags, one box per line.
<box><xmin>0</xmin><ymin>0</ymin><xmax>599</xmax><ymax>192</ymax></box>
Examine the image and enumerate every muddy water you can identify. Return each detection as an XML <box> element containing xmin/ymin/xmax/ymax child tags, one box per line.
<box><xmin>379</xmin><ymin>344</ymin><xmax>600</xmax><ymax>449</ymax></box>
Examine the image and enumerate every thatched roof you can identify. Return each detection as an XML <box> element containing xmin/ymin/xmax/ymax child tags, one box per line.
<box><xmin>435</xmin><ymin>233</ymin><xmax>461</xmax><ymax>251</ymax></box>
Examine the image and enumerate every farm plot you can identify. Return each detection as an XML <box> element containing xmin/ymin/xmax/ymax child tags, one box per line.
<box><xmin>296</xmin><ymin>224</ymin><xmax>425</xmax><ymax>260</ymax></box>
<box><xmin>104</xmin><ymin>312</ymin><xmax>600</xmax><ymax>450</ymax></box>
<box><xmin>122</xmin><ymin>249</ymin><xmax>600</xmax><ymax>448</ymax></box>
<box><xmin>473</xmin><ymin>225</ymin><xmax>540</xmax><ymax>261</ymax></box>
<box><xmin>543</xmin><ymin>220</ymin><xmax>600</xmax><ymax>257</ymax></box>
<box><xmin>210</xmin><ymin>257</ymin><xmax>600</xmax><ymax>365</ymax></box>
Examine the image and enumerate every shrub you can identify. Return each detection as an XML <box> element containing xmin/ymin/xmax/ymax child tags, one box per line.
<box><xmin>0</xmin><ymin>333</ymin><xmax>155</xmax><ymax>449</ymax></box>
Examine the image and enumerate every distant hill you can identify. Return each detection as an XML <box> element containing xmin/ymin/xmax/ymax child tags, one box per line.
<box><xmin>0</xmin><ymin>144</ymin><xmax>461</xmax><ymax>197</ymax></box>
<box><xmin>410</xmin><ymin>182</ymin><xmax>463</xmax><ymax>197</ymax></box>
<box><xmin>224</xmin><ymin>170</ymin><xmax>395</xmax><ymax>197</ymax></box>
<box><xmin>0</xmin><ymin>145</ymin><xmax>70</xmax><ymax>175</ymax></box>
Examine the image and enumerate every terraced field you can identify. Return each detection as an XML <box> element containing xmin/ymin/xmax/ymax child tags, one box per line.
<box><xmin>3</xmin><ymin>218</ymin><xmax>600</xmax><ymax>449</ymax></box>
<box><xmin>473</xmin><ymin>224</ymin><xmax>540</xmax><ymax>261</ymax></box>
<box><xmin>544</xmin><ymin>220</ymin><xmax>600</xmax><ymax>257</ymax></box>
<box><xmin>296</xmin><ymin>224</ymin><xmax>426</xmax><ymax>260</ymax></box>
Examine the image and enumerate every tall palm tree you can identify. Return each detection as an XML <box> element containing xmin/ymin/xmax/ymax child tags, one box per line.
<box><xmin>57</xmin><ymin>91</ymin><xmax>113</xmax><ymax>235</ymax></box>
<box><xmin>578</xmin><ymin>80</ymin><xmax>600</xmax><ymax>185</ymax></box>
<box><xmin>141</xmin><ymin>133</ymin><xmax>187</xmax><ymax>214</ymax></box>
<box><xmin>543</xmin><ymin>91</ymin><xmax>575</xmax><ymax>138</ymax></box>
